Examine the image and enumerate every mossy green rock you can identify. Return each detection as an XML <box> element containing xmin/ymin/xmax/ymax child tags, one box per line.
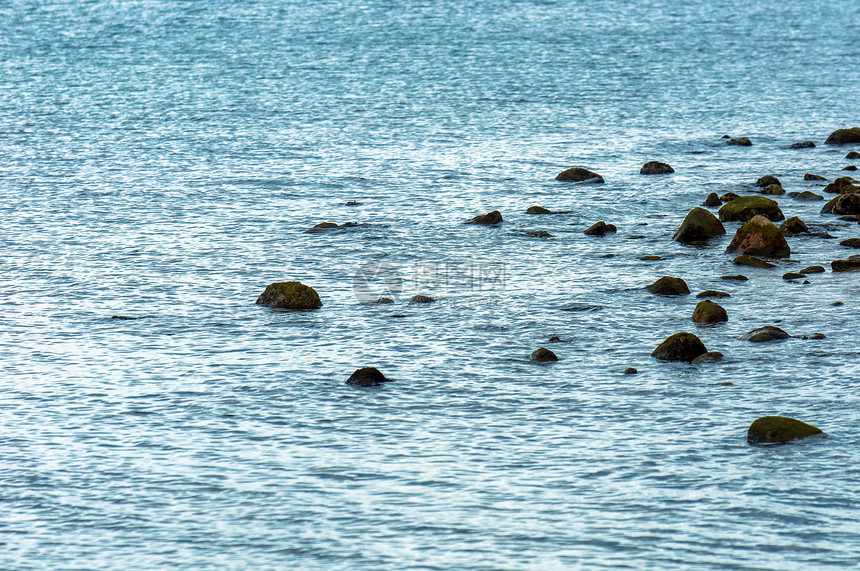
<box><xmin>470</xmin><ymin>210</ymin><xmax>503</xmax><ymax>225</ymax></box>
<box><xmin>692</xmin><ymin>300</ymin><xmax>728</xmax><ymax>323</ymax></box>
<box><xmin>556</xmin><ymin>167</ymin><xmax>604</xmax><ymax>183</ymax></box>
<box><xmin>759</xmin><ymin>184</ymin><xmax>785</xmax><ymax>196</ymax></box>
<box><xmin>822</xmin><ymin>176</ymin><xmax>860</xmax><ymax>194</ymax></box>
<box><xmin>526</xmin><ymin>206</ymin><xmax>552</xmax><ymax>214</ymax></box>
<box><xmin>726</xmin><ymin>215</ymin><xmax>790</xmax><ymax>258</ymax></box>
<box><xmin>747</xmin><ymin>416</ymin><xmax>823</xmax><ymax>444</ymax></box>
<box><xmin>825</xmin><ymin>127</ymin><xmax>860</xmax><ymax>145</ymax></box>
<box><xmin>718</xmin><ymin>196</ymin><xmax>784</xmax><ymax>222</ymax></box>
<box><xmin>256</xmin><ymin>281</ymin><xmax>322</xmax><ymax>310</ymax></box>
<box><xmin>652</xmin><ymin>332</ymin><xmax>708</xmax><ymax>362</ymax></box>
<box><xmin>673</xmin><ymin>207</ymin><xmax>726</xmax><ymax>244</ymax></box>
<box><xmin>647</xmin><ymin>276</ymin><xmax>690</xmax><ymax>296</ymax></box>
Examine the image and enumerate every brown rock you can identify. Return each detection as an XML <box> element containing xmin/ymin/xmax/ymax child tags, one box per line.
<box><xmin>720</xmin><ymin>192</ymin><xmax>740</xmax><ymax>203</ymax></box>
<box><xmin>733</xmin><ymin>255</ymin><xmax>775</xmax><ymax>269</ymax></box>
<box><xmin>780</xmin><ymin>216</ymin><xmax>808</xmax><ymax>234</ymax></box>
<box><xmin>673</xmin><ymin>207</ymin><xmax>726</xmax><ymax>244</ymax></box>
<box><xmin>825</xmin><ymin>127</ymin><xmax>860</xmax><ymax>145</ymax></box>
<box><xmin>747</xmin><ymin>416</ymin><xmax>822</xmax><ymax>444</ymax></box>
<box><xmin>647</xmin><ymin>276</ymin><xmax>690</xmax><ymax>296</ymax></box>
<box><xmin>726</xmin><ymin>215</ymin><xmax>791</xmax><ymax>258</ymax></box>
<box><xmin>641</xmin><ymin>161</ymin><xmax>674</xmax><ymax>174</ymax></box>
<box><xmin>691</xmin><ymin>351</ymin><xmax>724</xmax><ymax>364</ymax></box>
<box><xmin>790</xmin><ymin>141</ymin><xmax>816</xmax><ymax>149</ymax></box>
<box><xmin>804</xmin><ymin>173</ymin><xmax>826</xmax><ymax>181</ymax></box>
<box><xmin>530</xmin><ymin>347</ymin><xmax>558</xmax><ymax>362</ymax></box>
<box><xmin>469</xmin><ymin>210</ymin><xmax>503</xmax><ymax>225</ymax></box>
<box><xmin>727</xmin><ymin>137</ymin><xmax>752</xmax><ymax>146</ymax></box>
<box><xmin>759</xmin><ymin>184</ymin><xmax>785</xmax><ymax>196</ymax></box>
<box><xmin>556</xmin><ymin>167</ymin><xmax>604</xmax><ymax>183</ymax></box>
<box><xmin>840</xmin><ymin>238</ymin><xmax>860</xmax><ymax>249</ymax></box>
<box><xmin>718</xmin><ymin>196</ymin><xmax>784</xmax><ymax>222</ymax></box>
<box><xmin>793</xmin><ymin>191</ymin><xmax>823</xmax><ymax>201</ymax></box>
<box><xmin>743</xmin><ymin>326</ymin><xmax>790</xmax><ymax>342</ymax></box>
<box><xmin>692</xmin><ymin>300</ymin><xmax>728</xmax><ymax>323</ymax></box>
<box><xmin>584</xmin><ymin>221</ymin><xmax>617</xmax><ymax>236</ymax></box>
<box><xmin>832</xmin><ymin>259</ymin><xmax>860</xmax><ymax>272</ymax></box>
<box><xmin>783</xmin><ymin>272</ymin><xmax>806</xmax><ymax>280</ymax></box>
<box><xmin>703</xmin><ymin>192</ymin><xmax>722</xmax><ymax>207</ymax></box>
<box><xmin>652</xmin><ymin>332</ymin><xmax>708</xmax><ymax>362</ymax></box>
<box><xmin>409</xmin><ymin>295</ymin><xmax>436</xmax><ymax>303</ymax></box>
<box><xmin>822</xmin><ymin>176</ymin><xmax>860</xmax><ymax>194</ymax></box>
<box><xmin>800</xmin><ymin>265</ymin><xmax>825</xmax><ymax>274</ymax></box>
<box><xmin>526</xmin><ymin>206</ymin><xmax>552</xmax><ymax>214</ymax></box>
<box><xmin>697</xmin><ymin>290</ymin><xmax>731</xmax><ymax>299</ymax></box>
<box><xmin>256</xmin><ymin>281</ymin><xmax>323</xmax><ymax>310</ymax></box>
<box><xmin>346</xmin><ymin>367</ymin><xmax>391</xmax><ymax>387</ymax></box>
<box><xmin>755</xmin><ymin>175</ymin><xmax>781</xmax><ymax>187</ymax></box>
<box><xmin>847</xmin><ymin>151</ymin><xmax>860</xmax><ymax>159</ymax></box>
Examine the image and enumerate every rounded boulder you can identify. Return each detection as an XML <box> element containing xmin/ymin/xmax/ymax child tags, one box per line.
<box><xmin>256</xmin><ymin>281</ymin><xmax>322</xmax><ymax>310</ymax></box>
<box><xmin>825</xmin><ymin>127</ymin><xmax>860</xmax><ymax>145</ymax></box>
<box><xmin>725</xmin><ymin>215</ymin><xmax>790</xmax><ymax>258</ymax></box>
<box><xmin>692</xmin><ymin>300</ymin><xmax>728</xmax><ymax>323</ymax></box>
<box><xmin>652</xmin><ymin>332</ymin><xmax>708</xmax><ymax>362</ymax></box>
<box><xmin>747</xmin><ymin>416</ymin><xmax>823</xmax><ymax>444</ymax></box>
<box><xmin>556</xmin><ymin>167</ymin><xmax>604</xmax><ymax>183</ymax></box>
<box><xmin>673</xmin><ymin>207</ymin><xmax>726</xmax><ymax>244</ymax></box>
<box><xmin>718</xmin><ymin>196</ymin><xmax>784</xmax><ymax>222</ymax></box>
<box><xmin>647</xmin><ymin>276</ymin><xmax>690</xmax><ymax>296</ymax></box>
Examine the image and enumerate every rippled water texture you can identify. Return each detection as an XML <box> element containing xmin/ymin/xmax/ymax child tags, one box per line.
<box><xmin>2</xmin><ymin>1</ymin><xmax>860</xmax><ymax>568</ymax></box>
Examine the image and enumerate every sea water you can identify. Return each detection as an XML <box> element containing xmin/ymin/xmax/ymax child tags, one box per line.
<box><xmin>2</xmin><ymin>1</ymin><xmax>860</xmax><ymax>568</ymax></box>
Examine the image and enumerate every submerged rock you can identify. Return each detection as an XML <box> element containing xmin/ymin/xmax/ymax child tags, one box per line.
<box><xmin>844</xmin><ymin>165</ymin><xmax>859</xmax><ymax>171</ymax></box>
<box><xmin>793</xmin><ymin>190</ymin><xmax>823</xmax><ymax>201</ymax></box>
<box><xmin>647</xmin><ymin>276</ymin><xmax>690</xmax><ymax>296</ymax></box>
<box><xmin>832</xmin><ymin>259</ymin><xmax>860</xmax><ymax>272</ymax></box>
<box><xmin>727</xmin><ymin>137</ymin><xmax>752</xmax><ymax>146</ymax></box>
<box><xmin>800</xmin><ymin>265</ymin><xmax>825</xmax><ymax>274</ymax></box>
<box><xmin>790</xmin><ymin>141</ymin><xmax>816</xmax><ymax>149</ymax></box>
<box><xmin>652</xmin><ymin>332</ymin><xmax>708</xmax><ymax>362</ymax></box>
<box><xmin>847</xmin><ymin>151</ymin><xmax>860</xmax><ymax>159</ymax></box>
<box><xmin>780</xmin><ymin>216</ymin><xmax>809</xmax><ymax>234</ymax></box>
<box><xmin>409</xmin><ymin>295</ymin><xmax>436</xmax><ymax>304</ymax></box>
<box><xmin>721</xmin><ymin>274</ymin><xmax>748</xmax><ymax>281</ymax></box>
<box><xmin>584</xmin><ymin>221</ymin><xmax>617</xmax><ymax>236</ymax></box>
<box><xmin>673</xmin><ymin>207</ymin><xmax>725</xmax><ymax>244</ymax></box>
<box><xmin>703</xmin><ymin>192</ymin><xmax>722</xmax><ymax>207</ymax></box>
<box><xmin>718</xmin><ymin>196</ymin><xmax>784</xmax><ymax>222</ymax></box>
<box><xmin>697</xmin><ymin>290</ymin><xmax>731</xmax><ymax>299</ymax></box>
<box><xmin>692</xmin><ymin>300</ymin><xmax>728</xmax><ymax>323</ymax></box>
<box><xmin>747</xmin><ymin>416</ymin><xmax>822</xmax><ymax>444</ymax></box>
<box><xmin>624</xmin><ymin>367</ymin><xmax>638</xmax><ymax>374</ymax></box>
<box><xmin>469</xmin><ymin>210</ymin><xmax>503</xmax><ymax>225</ymax></box>
<box><xmin>346</xmin><ymin>367</ymin><xmax>391</xmax><ymax>387</ymax></box>
<box><xmin>755</xmin><ymin>175</ymin><xmax>781</xmax><ymax>188</ymax></box>
<box><xmin>822</xmin><ymin>176</ymin><xmax>860</xmax><ymax>194</ymax></box>
<box><xmin>840</xmin><ymin>238</ymin><xmax>860</xmax><ymax>249</ymax></box>
<box><xmin>528</xmin><ymin>230</ymin><xmax>553</xmax><ymax>238</ymax></box>
<box><xmin>256</xmin><ymin>281</ymin><xmax>322</xmax><ymax>310</ymax></box>
<box><xmin>825</xmin><ymin>127</ymin><xmax>860</xmax><ymax>145</ymax></box>
<box><xmin>726</xmin><ymin>215</ymin><xmax>790</xmax><ymax>258</ymax></box>
<box><xmin>641</xmin><ymin>161</ymin><xmax>674</xmax><ymax>174</ymax></box>
<box><xmin>733</xmin><ymin>255</ymin><xmax>775</xmax><ymax>269</ymax></box>
<box><xmin>743</xmin><ymin>325</ymin><xmax>790</xmax><ymax>342</ymax></box>
<box><xmin>804</xmin><ymin>173</ymin><xmax>826</xmax><ymax>181</ymax></box>
<box><xmin>526</xmin><ymin>205</ymin><xmax>552</xmax><ymax>214</ymax></box>
<box><xmin>759</xmin><ymin>184</ymin><xmax>785</xmax><ymax>196</ymax></box>
<box><xmin>374</xmin><ymin>297</ymin><xmax>394</xmax><ymax>304</ymax></box>
<box><xmin>691</xmin><ymin>351</ymin><xmax>724</xmax><ymax>364</ymax></box>
<box><xmin>783</xmin><ymin>272</ymin><xmax>806</xmax><ymax>280</ymax></box>
<box><xmin>305</xmin><ymin>222</ymin><xmax>340</xmax><ymax>233</ymax></box>
<box><xmin>556</xmin><ymin>167</ymin><xmax>604</xmax><ymax>183</ymax></box>
<box><xmin>530</xmin><ymin>347</ymin><xmax>558</xmax><ymax>362</ymax></box>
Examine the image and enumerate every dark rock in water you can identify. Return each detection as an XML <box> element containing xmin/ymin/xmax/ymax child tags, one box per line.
<box><xmin>692</xmin><ymin>300</ymin><xmax>728</xmax><ymax>323</ymax></box>
<box><xmin>647</xmin><ymin>276</ymin><xmax>690</xmax><ymax>296</ymax></box>
<box><xmin>747</xmin><ymin>416</ymin><xmax>822</xmax><ymax>444</ymax></box>
<box><xmin>721</xmin><ymin>274</ymin><xmax>749</xmax><ymax>281</ymax></box>
<box><xmin>806</xmin><ymin>333</ymin><xmax>826</xmax><ymax>340</ymax></box>
<box><xmin>793</xmin><ymin>190</ymin><xmax>823</xmax><ymax>201</ymax></box>
<box><xmin>697</xmin><ymin>290</ymin><xmax>731</xmax><ymax>299</ymax></box>
<box><xmin>721</xmin><ymin>134</ymin><xmax>731</xmax><ymax>139</ymax></box>
<box><xmin>560</xmin><ymin>303</ymin><xmax>603</xmax><ymax>312</ymax></box>
<box><xmin>844</xmin><ymin>165</ymin><xmax>859</xmax><ymax>171</ymax></box>
<box><xmin>640</xmin><ymin>255</ymin><xmax>663</xmax><ymax>261</ymax></box>
<box><xmin>800</xmin><ymin>265</ymin><xmax>825</xmax><ymax>274</ymax></box>
<box><xmin>840</xmin><ymin>215</ymin><xmax>860</xmax><ymax>222</ymax></box>
<box><xmin>832</xmin><ymin>259</ymin><xmax>860</xmax><ymax>272</ymax></box>
<box><xmin>826</xmin><ymin>193</ymin><xmax>860</xmax><ymax>215</ymax></box>
<box><xmin>529</xmin><ymin>230</ymin><xmax>553</xmax><ymax>238</ymax></box>
<box><xmin>640</xmin><ymin>161</ymin><xmax>674</xmax><ymax>174</ymax></box>
<box><xmin>759</xmin><ymin>183</ymin><xmax>785</xmax><ymax>196</ymax></box>
<box><xmin>652</xmin><ymin>332</ymin><xmax>708</xmax><ymax>362</ymax></box>
<box><xmin>346</xmin><ymin>367</ymin><xmax>391</xmax><ymax>387</ymax></box>
<box><xmin>345</xmin><ymin>201</ymin><xmax>363</xmax><ymax>206</ymax></box>
<box><xmin>726</xmin><ymin>215</ymin><xmax>790</xmax><ymax>258</ymax></box>
<box><xmin>703</xmin><ymin>192</ymin><xmax>722</xmax><ymax>207</ymax></box>
<box><xmin>256</xmin><ymin>281</ymin><xmax>322</xmax><ymax>309</ymax></box>
<box><xmin>469</xmin><ymin>210</ymin><xmax>503</xmax><ymax>225</ymax></box>
<box><xmin>846</xmin><ymin>151</ymin><xmax>860</xmax><ymax>159</ymax></box>
<box><xmin>547</xmin><ymin>335</ymin><xmax>561</xmax><ymax>343</ymax></box>
<box><xmin>822</xmin><ymin>176</ymin><xmax>860</xmax><ymax>194</ymax></box>
<box><xmin>718</xmin><ymin>196</ymin><xmax>784</xmax><ymax>222</ymax></box>
<box><xmin>825</xmin><ymin>127</ymin><xmax>860</xmax><ymax>145</ymax></box>
<box><xmin>111</xmin><ymin>315</ymin><xmax>138</xmax><ymax>320</ymax></box>
<box><xmin>832</xmin><ymin>301</ymin><xmax>844</xmax><ymax>306</ymax></box>
<box><xmin>556</xmin><ymin>167</ymin><xmax>604</xmax><ymax>183</ymax></box>
<box><xmin>804</xmin><ymin>173</ymin><xmax>826</xmax><ymax>181</ymax></box>
<box><xmin>624</xmin><ymin>367</ymin><xmax>638</xmax><ymax>374</ymax></box>
<box><xmin>743</xmin><ymin>325</ymin><xmax>790</xmax><ymax>342</ymax></box>
<box><xmin>530</xmin><ymin>347</ymin><xmax>558</xmax><ymax>362</ymax></box>
<box><xmin>783</xmin><ymin>272</ymin><xmax>806</xmax><ymax>280</ymax></box>
<box><xmin>720</xmin><ymin>192</ymin><xmax>740</xmax><ymax>203</ymax></box>
<box><xmin>673</xmin><ymin>207</ymin><xmax>725</xmax><ymax>244</ymax></box>
<box><xmin>840</xmin><ymin>238</ymin><xmax>860</xmax><ymax>249</ymax></box>
<box><xmin>790</xmin><ymin>141</ymin><xmax>816</xmax><ymax>149</ymax></box>
<box><xmin>733</xmin><ymin>255</ymin><xmax>775</xmax><ymax>269</ymax></box>
<box><xmin>691</xmin><ymin>351</ymin><xmax>724</xmax><ymax>364</ymax></box>
<box><xmin>409</xmin><ymin>294</ymin><xmax>436</xmax><ymax>304</ymax></box>
<box><xmin>584</xmin><ymin>221</ymin><xmax>616</xmax><ymax>236</ymax></box>
<box><xmin>526</xmin><ymin>205</ymin><xmax>552</xmax><ymax>214</ymax></box>
<box><xmin>755</xmin><ymin>175</ymin><xmax>781</xmax><ymax>187</ymax></box>
<box><xmin>375</xmin><ymin>297</ymin><xmax>394</xmax><ymax>304</ymax></box>
<box><xmin>727</xmin><ymin>137</ymin><xmax>752</xmax><ymax>146</ymax></box>
<box><xmin>305</xmin><ymin>222</ymin><xmax>340</xmax><ymax>233</ymax></box>
<box><xmin>780</xmin><ymin>216</ymin><xmax>808</xmax><ymax>234</ymax></box>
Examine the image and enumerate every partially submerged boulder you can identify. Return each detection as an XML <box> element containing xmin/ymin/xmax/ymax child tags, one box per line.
<box><xmin>780</xmin><ymin>216</ymin><xmax>808</xmax><ymax>234</ymax></box>
<box><xmin>305</xmin><ymin>222</ymin><xmax>340</xmax><ymax>233</ymax></box>
<box><xmin>556</xmin><ymin>167</ymin><xmax>604</xmax><ymax>183</ymax></box>
<box><xmin>641</xmin><ymin>161</ymin><xmax>674</xmax><ymax>174</ymax></box>
<box><xmin>822</xmin><ymin>176</ymin><xmax>859</xmax><ymax>194</ymax></box>
<box><xmin>703</xmin><ymin>192</ymin><xmax>722</xmax><ymax>207</ymax></box>
<box><xmin>469</xmin><ymin>210</ymin><xmax>503</xmax><ymax>225</ymax></box>
<box><xmin>790</xmin><ymin>141</ymin><xmax>816</xmax><ymax>149</ymax></box>
<box><xmin>847</xmin><ymin>151</ymin><xmax>860</xmax><ymax>159</ymax></box>
<box><xmin>743</xmin><ymin>325</ymin><xmax>790</xmax><ymax>342</ymax></box>
<box><xmin>346</xmin><ymin>367</ymin><xmax>391</xmax><ymax>387</ymax></box>
<box><xmin>733</xmin><ymin>255</ymin><xmax>775</xmax><ymax>269</ymax></box>
<box><xmin>718</xmin><ymin>196</ymin><xmax>784</xmax><ymax>222</ymax></box>
<box><xmin>829</xmin><ymin>194</ymin><xmax>860</xmax><ymax>215</ymax></box>
<box><xmin>584</xmin><ymin>221</ymin><xmax>616</xmax><ymax>236</ymax></box>
<box><xmin>725</xmin><ymin>215</ymin><xmax>790</xmax><ymax>258</ymax></box>
<box><xmin>691</xmin><ymin>351</ymin><xmax>724</xmax><ymax>364</ymax></box>
<box><xmin>755</xmin><ymin>175</ymin><xmax>781</xmax><ymax>187</ymax></box>
<box><xmin>825</xmin><ymin>127</ymin><xmax>860</xmax><ymax>145</ymax></box>
<box><xmin>759</xmin><ymin>184</ymin><xmax>785</xmax><ymax>196</ymax></box>
<box><xmin>697</xmin><ymin>290</ymin><xmax>731</xmax><ymax>299</ymax></box>
<box><xmin>530</xmin><ymin>347</ymin><xmax>558</xmax><ymax>362</ymax></box>
<box><xmin>747</xmin><ymin>416</ymin><xmax>822</xmax><ymax>444</ymax></box>
<box><xmin>832</xmin><ymin>259</ymin><xmax>860</xmax><ymax>272</ymax></box>
<box><xmin>800</xmin><ymin>265</ymin><xmax>825</xmax><ymax>274</ymax></box>
<box><xmin>720</xmin><ymin>192</ymin><xmax>740</xmax><ymax>203</ymax></box>
<box><xmin>841</xmin><ymin>238</ymin><xmax>860</xmax><ymax>248</ymax></box>
<box><xmin>692</xmin><ymin>300</ymin><xmax>728</xmax><ymax>323</ymax></box>
<box><xmin>409</xmin><ymin>294</ymin><xmax>436</xmax><ymax>304</ymax></box>
<box><xmin>526</xmin><ymin>205</ymin><xmax>552</xmax><ymax>214</ymax></box>
<box><xmin>256</xmin><ymin>281</ymin><xmax>322</xmax><ymax>310</ymax></box>
<box><xmin>652</xmin><ymin>332</ymin><xmax>708</xmax><ymax>362</ymax></box>
<box><xmin>647</xmin><ymin>276</ymin><xmax>690</xmax><ymax>296</ymax></box>
<box><xmin>793</xmin><ymin>191</ymin><xmax>823</xmax><ymax>201</ymax></box>
<box><xmin>673</xmin><ymin>207</ymin><xmax>725</xmax><ymax>244</ymax></box>
<box><xmin>803</xmin><ymin>174</ymin><xmax>826</xmax><ymax>181</ymax></box>
<box><xmin>727</xmin><ymin>137</ymin><xmax>752</xmax><ymax>146</ymax></box>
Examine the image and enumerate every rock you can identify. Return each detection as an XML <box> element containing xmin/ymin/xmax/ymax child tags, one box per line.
<box><xmin>652</xmin><ymin>332</ymin><xmax>708</xmax><ymax>362</ymax></box>
<box><xmin>640</xmin><ymin>161</ymin><xmax>674</xmax><ymax>174</ymax></box>
<box><xmin>647</xmin><ymin>276</ymin><xmax>690</xmax><ymax>296</ymax></box>
<box><xmin>530</xmin><ymin>347</ymin><xmax>558</xmax><ymax>362</ymax></box>
<box><xmin>780</xmin><ymin>216</ymin><xmax>808</xmax><ymax>234</ymax></box>
<box><xmin>692</xmin><ymin>300</ymin><xmax>728</xmax><ymax>323</ymax></box>
<box><xmin>721</xmin><ymin>274</ymin><xmax>748</xmax><ymax>281</ymax></box>
<box><xmin>783</xmin><ymin>272</ymin><xmax>806</xmax><ymax>280</ymax></box>
<box><xmin>256</xmin><ymin>281</ymin><xmax>322</xmax><ymax>310</ymax></box>
<box><xmin>844</xmin><ymin>165</ymin><xmax>859</xmax><ymax>171</ymax></box>
<box><xmin>720</xmin><ymin>192</ymin><xmax>740</xmax><ymax>203</ymax></box>
<box><xmin>526</xmin><ymin>205</ymin><xmax>552</xmax><ymax>214</ymax></box>
<box><xmin>584</xmin><ymin>221</ymin><xmax>617</xmax><ymax>236</ymax></box>
<box><xmin>409</xmin><ymin>295</ymin><xmax>436</xmax><ymax>304</ymax></box>
<box><xmin>747</xmin><ymin>416</ymin><xmax>822</xmax><ymax>444</ymax></box>
<box><xmin>691</xmin><ymin>351</ymin><xmax>724</xmax><ymax>364</ymax></box>
<box><xmin>755</xmin><ymin>175</ymin><xmax>781</xmax><ymax>187</ymax></box>
<box><xmin>804</xmin><ymin>173</ymin><xmax>826</xmax><ymax>181</ymax></box>
<box><xmin>809</xmin><ymin>333</ymin><xmax>826</xmax><ymax>340</ymax></box>
<box><xmin>346</xmin><ymin>367</ymin><xmax>391</xmax><ymax>387</ymax></box>
<box><xmin>375</xmin><ymin>297</ymin><xmax>394</xmax><ymax>304</ymax></box>
<box><xmin>345</xmin><ymin>201</ymin><xmax>363</xmax><ymax>206</ymax></box>
<box><xmin>732</xmin><ymin>255</ymin><xmax>775</xmax><ymax>269</ymax></box>
<box><xmin>790</xmin><ymin>141</ymin><xmax>816</xmax><ymax>149</ymax></box>
<box><xmin>469</xmin><ymin>210</ymin><xmax>502</xmax><ymax>225</ymax></box>
<box><xmin>624</xmin><ymin>367</ymin><xmax>638</xmax><ymax>374</ymax></box>
<box><xmin>720</xmin><ymin>381</ymin><xmax>734</xmax><ymax>386</ymax></box>
<box><xmin>743</xmin><ymin>326</ymin><xmax>790</xmax><ymax>342</ymax></box>
<box><xmin>672</xmin><ymin>207</ymin><xmax>726</xmax><ymax>244</ymax></box>
<box><xmin>759</xmin><ymin>184</ymin><xmax>785</xmax><ymax>196</ymax></box>
<box><xmin>832</xmin><ymin>259</ymin><xmax>860</xmax><ymax>272</ymax></box>
<box><xmin>832</xmin><ymin>301</ymin><xmax>844</xmax><ymax>306</ymax></box>
<box><xmin>822</xmin><ymin>176</ymin><xmax>860</xmax><ymax>194</ymax></box>
<box><xmin>305</xmin><ymin>222</ymin><xmax>340</xmax><ymax>233</ymax></box>
<box><xmin>847</xmin><ymin>151</ymin><xmax>860</xmax><ymax>159</ymax></box>
<box><xmin>697</xmin><ymin>290</ymin><xmax>731</xmax><ymax>298</ymax></box>
<box><xmin>703</xmin><ymin>192</ymin><xmax>722</xmax><ymax>207</ymax></box>
<box><xmin>640</xmin><ymin>255</ymin><xmax>663</xmax><ymax>261</ymax></box>
<box><xmin>800</xmin><ymin>265</ymin><xmax>825</xmax><ymax>274</ymax></box>
<box><xmin>529</xmin><ymin>230</ymin><xmax>553</xmax><ymax>238</ymax></box>
<box><xmin>726</xmin><ymin>215</ymin><xmax>790</xmax><ymax>258</ymax></box>
<box><xmin>547</xmin><ymin>335</ymin><xmax>561</xmax><ymax>343</ymax></box>
<box><xmin>718</xmin><ymin>196</ymin><xmax>784</xmax><ymax>222</ymax></box>
<box><xmin>825</xmin><ymin>193</ymin><xmax>860</xmax><ymax>215</ymax></box>
<box><xmin>841</xmin><ymin>238</ymin><xmax>860</xmax><ymax>248</ymax></box>
<box><xmin>793</xmin><ymin>191</ymin><xmax>823</xmax><ymax>201</ymax></box>
<box><xmin>556</xmin><ymin>167</ymin><xmax>604</xmax><ymax>183</ymax></box>
<box><xmin>727</xmin><ymin>137</ymin><xmax>752</xmax><ymax>146</ymax></box>
<box><xmin>825</xmin><ymin>127</ymin><xmax>860</xmax><ymax>145</ymax></box>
